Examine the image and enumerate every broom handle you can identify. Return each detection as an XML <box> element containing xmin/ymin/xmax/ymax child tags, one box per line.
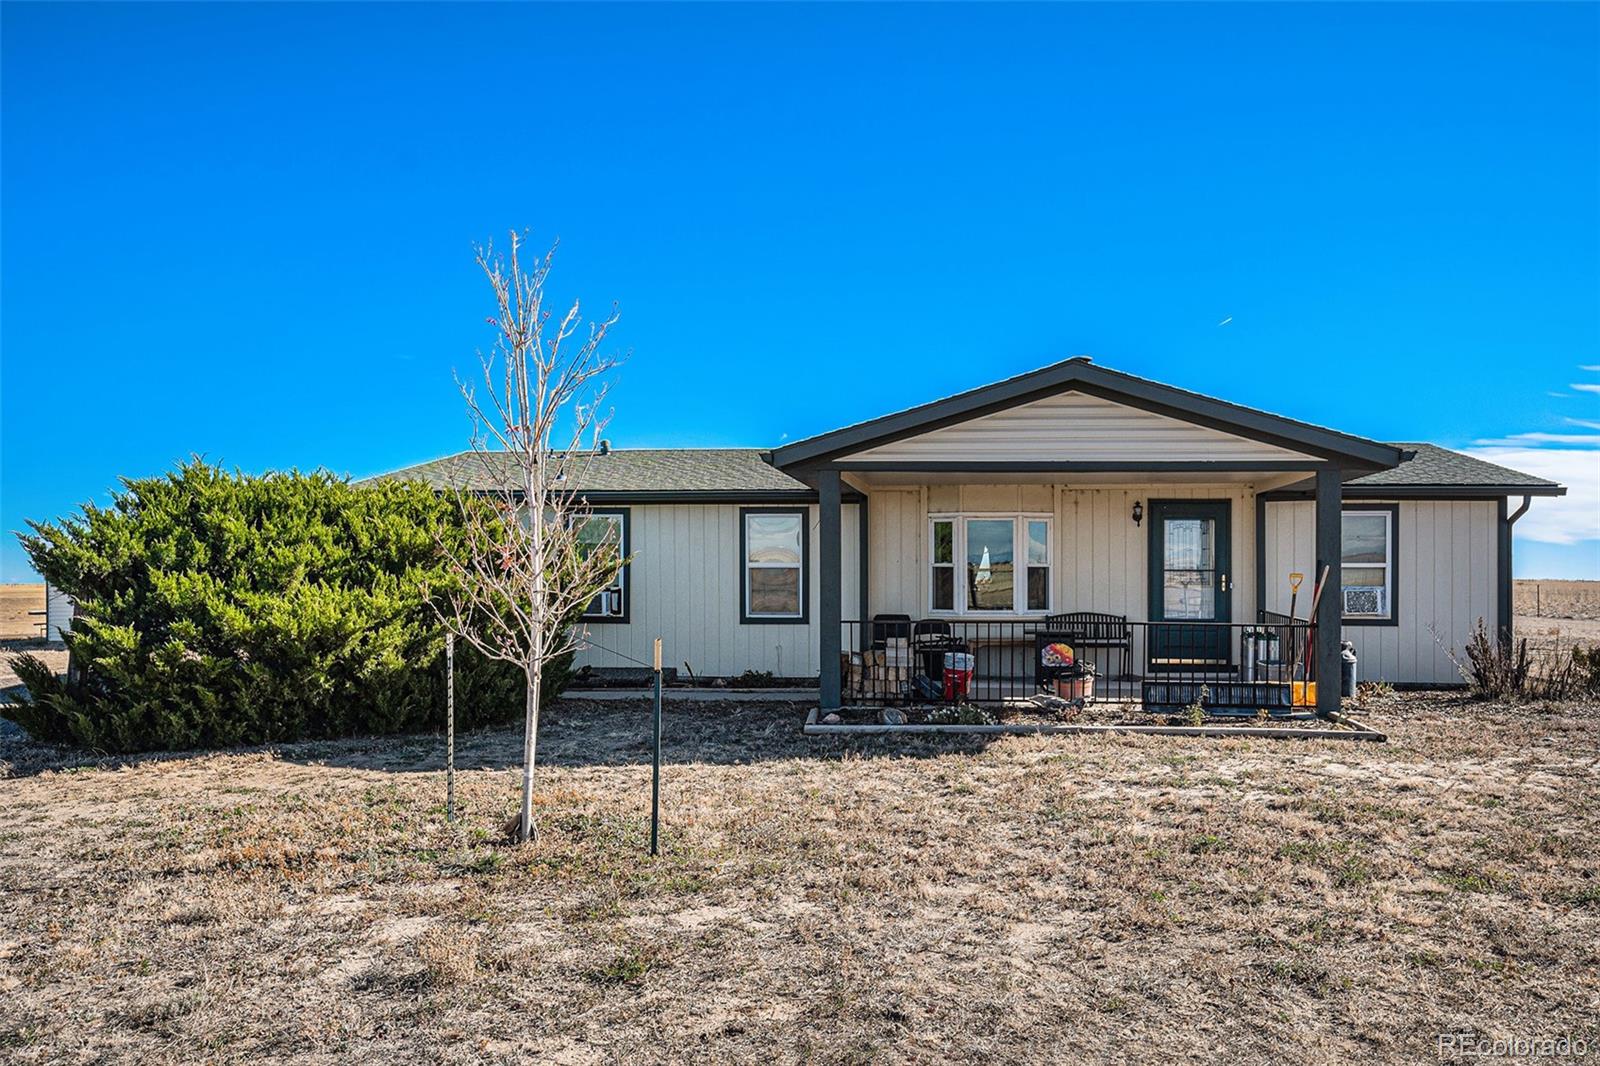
<box><xmin>1304</xmin><ymin>565</ymin><xmax>1331</xmax><ymax>679</ymax></box>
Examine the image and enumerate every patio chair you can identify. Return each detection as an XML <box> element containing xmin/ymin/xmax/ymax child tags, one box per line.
<box><xmin>911</xmin><ymin>618</ymin><xmax>969</xmax><ymax>684</ymax></box>
<box><xmin>1044</xmin><ymin>611</ymin><xmax>1132</xmax><ymax>678</ymax></box>
<box><xmin>869</xmin><ymin>613</ymin><xmax>912</xmax><ymax>649</ymax></box>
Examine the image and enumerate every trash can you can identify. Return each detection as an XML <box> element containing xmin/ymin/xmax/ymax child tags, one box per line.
<box><xmin>942</xmin><ymin>651</ymin><xmax>975</xmax><ymax>700</ymax></box>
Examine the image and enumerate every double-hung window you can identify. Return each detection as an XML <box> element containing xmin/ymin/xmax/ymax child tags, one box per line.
<box><xmin>741</xmin><ymin>509</ymin><xmax>807</xmax><ymax>623</ymax></box>
<box><xmin>929</xmin><ymin>515</ymin><xmax>1051</xmax><ymax>615</ymax></box>
<box><xmin>1341</xmin><ymin>507</ymin><xmax>1397</xmax><ymax>623</ymax></box>
<box><xmin>576</xmin><ymin>510</ymin><xmax>629</xmax><ymax>622</ymax></box>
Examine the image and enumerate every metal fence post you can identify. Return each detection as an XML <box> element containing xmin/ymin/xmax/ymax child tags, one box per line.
<box><xmin>651</xmin><ymin>637</ymin><xmax>662</xmax><ymax>857</ymax></box>
<box><xmin>446</xmin><ymin>633</ymin><xmax>456</xmax><ymax>824</ymax></box>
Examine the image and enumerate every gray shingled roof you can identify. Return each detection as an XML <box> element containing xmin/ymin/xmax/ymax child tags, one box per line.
<box><xmin>374</xmin><ymin>442</ymin><xmax>1561</xmax><ymax>497</ymax></box>
<box><xmin>1277</xmin><ymin>443</ymin><xmax>1563</xmax><ymax>496</ymax></box>
<box><xmin>372</xmin><ymin>448</ymin><xmax>807</xmax><ymax>494</ymax></box>
<box><xmin>1354</xmin><ymin>443</ymin><xmax>1560</xmax><ymax>489</ymax></box>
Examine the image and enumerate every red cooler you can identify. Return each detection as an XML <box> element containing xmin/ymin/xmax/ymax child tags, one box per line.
<box><xmin>942</xmin><ymin>651</ymin><xmax>975</xmax><ymax>700</ymax></box>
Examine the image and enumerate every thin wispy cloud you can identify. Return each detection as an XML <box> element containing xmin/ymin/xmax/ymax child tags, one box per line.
<box><xmin>1465</xmin><ymin>363</ymin><xmax>1600</xmax><ymax>546</ymax></box>
<box><xmin>1472</xmin><ymin>432</ymin><xmax>1600</xmax><ymax>447</ymax></box>
<box><xmin>1462</xmin><ymin>445</ymin><xmax>1599</xmax><ymax>546</ymax></box>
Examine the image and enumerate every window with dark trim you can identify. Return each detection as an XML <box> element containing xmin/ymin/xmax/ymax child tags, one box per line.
<box><xmin>576</xmin><ymin>509</ymin><xmax>630</xmax><ymax>623</ymax></box>
<box><xmin>1341</xmin><ymin>504</ymin><xmax>1399</xmax><ymax>626</ymax></box>
<box><xmin>740</xmin><ymin>508</ymin><xmax>808</xmax><ymax>624</ymax></box>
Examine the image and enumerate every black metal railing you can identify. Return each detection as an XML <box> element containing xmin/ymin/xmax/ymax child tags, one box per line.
<box><xmin>839</xmin><ymin>614</ymin><xmax>1314</xmax><ymax>712</ymax></box>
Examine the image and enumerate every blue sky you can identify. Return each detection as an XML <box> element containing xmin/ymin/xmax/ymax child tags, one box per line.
<box><xmin>3</xmin><ymin>2</ymin><xmax>1597</xmax><ymax>580</ymax></box>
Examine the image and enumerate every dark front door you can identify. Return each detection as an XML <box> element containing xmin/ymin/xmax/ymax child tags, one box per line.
<box><xmin>1148</xmin><ymin>501</ymin><xmax>1232</xmax><ymax>670</ymax></box>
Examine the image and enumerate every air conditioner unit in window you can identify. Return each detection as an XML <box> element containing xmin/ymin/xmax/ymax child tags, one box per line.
<box><xmin>1342</xmin><ymin>587</ymin><xmax>1384</xmax><ymax>616</ymax></box>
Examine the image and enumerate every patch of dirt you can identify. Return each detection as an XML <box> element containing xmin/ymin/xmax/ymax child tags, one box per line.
<box><xmin>0</xmin><ymin>693</ymin><xmax>1596</xmax><ymax>1062</ymax></box>
<box><xmin>1516</xmin><ymin>614</ymin><xmax>1600</xmax><ymax>654</ymax></box>
<box><xmin>0</xmin><ymin>640</ymin><xmax>68</xmax><ymax>692</ymax></box>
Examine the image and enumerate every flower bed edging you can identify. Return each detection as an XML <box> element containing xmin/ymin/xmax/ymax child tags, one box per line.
<box><xmin>802</xmin><ymin>708</ymin><xmax>1387</xmax><ymax>742</ymax></box>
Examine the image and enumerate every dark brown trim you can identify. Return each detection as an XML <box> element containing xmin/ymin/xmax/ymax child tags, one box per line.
<box><xmin>1254</xmin><ymin>493</ymin><xmax>1267</xmax><ymax>624</ymax></box>
<box><xmin>823</xmin><ymin>460</ymin><xmax>1332</xmax><ymax>474</ymax></box>
<box><xmin>769</xmin><ymin>358</ymin><xmax>1405</xmax><ymax>470</ymax></box>
<box><xmin>738</xmin><ymin>507</ymin><xmax>811</xmax><ymax>626</ymax></box>
<box><xmin>1497</xmin><ymin>495</ymin><xmax>1532</xmax><ymax>646</ymax></box>
<box><xmin>857</xmin><ymin>495</ymin><xmax>870</xmax><ymax>632</ymax></box>
<box><xmin>818</xmin><ymin>471</ymin><xmax>843</xmax><ymax>710</ymax></box>
<box><xmin>577</xmin><ymin>507</ymin><xmax>632</xmax><ymax>625</ymax></box>
<box><xmin>1260</xmin><ymin>485</ymin><xmax>1564</xmax><ymax>502</ymax></box>
<box><xmin>577</xmin><ymin>489</ymin><xmax>865</xmax><ymax>505</ymax></box>
<box><xmin>1339</xmin><ymin>503</ymin><xmax>1400</xmax><ymax>629</ymax></box>
<box><xmin>1314</xmin><ymin>469</ymin><xmax>1343</xmax><ymax>714</ymax></box>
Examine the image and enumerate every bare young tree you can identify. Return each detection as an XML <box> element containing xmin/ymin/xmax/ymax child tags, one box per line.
<box><xmin>438</xmin><ymin>231</ymin><xmax>623</xmax><ymax>844</ymax></box>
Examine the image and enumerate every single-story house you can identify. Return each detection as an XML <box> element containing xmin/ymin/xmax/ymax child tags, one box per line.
<box><xmin>383</xmin><ymin>357</ymin><xmax>1565</xmax><ymax>713</ymax></box>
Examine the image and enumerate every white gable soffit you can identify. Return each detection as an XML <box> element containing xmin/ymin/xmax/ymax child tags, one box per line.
<box><xmin>840</xmin><ymin>390</ymin><xmax>1320</xmax><ymax>465</ymax></box>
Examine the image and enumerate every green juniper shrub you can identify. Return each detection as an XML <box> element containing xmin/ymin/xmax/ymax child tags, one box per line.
<box><xmin>6</xmin><ymin>461</ymin><xmax>577</xmax><ymax>752</ymax></box>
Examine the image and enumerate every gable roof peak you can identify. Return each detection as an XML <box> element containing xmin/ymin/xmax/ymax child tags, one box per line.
<box><xmin>769</xmin><ymin>357</ymin><xmax>1405</xmax><ymax>471</ymax></box>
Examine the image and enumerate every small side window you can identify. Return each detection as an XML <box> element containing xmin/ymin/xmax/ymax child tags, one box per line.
<box><xmin>577</xmin><ymin>510</ymin><xmax>629</xmax><ymax>621</ymax></box>
<box><xmin>742</xmin><ymin>510</ymin><xmax>807</xmax><ymax>623</ymax></box>
<box><xmin>1341</xmin><ymin>508</ymin><xmax>1395</xmax><ymax>623</ymax></box>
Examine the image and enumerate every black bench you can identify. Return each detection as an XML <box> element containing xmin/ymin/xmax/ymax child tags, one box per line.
<box><xmin>1044</xmin><ymin>612</ymin><xmax>1132</xmax><ymax>678</ymax></box>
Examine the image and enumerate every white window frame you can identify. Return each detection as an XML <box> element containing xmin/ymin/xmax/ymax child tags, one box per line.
<box><xmin>927</xmin><ymin>513</ymin><xmax>1053</xmax><ymax>617</ymax></box>
<box><xmin>575</xmin><ymin>510</ymin><xmax>628</xmax><ymax>621</ymax></box>
<box><xmin>930</xmin><ymin>518</ymin><xmax>957</xmax><ymax>612</ymax></box>
<box><xmin>1341</xmin><ymin>508</ymin><xmax>1393</xmax><ymax>621</ymax></box>
<box><xmin>742</xmin><ymin>509</ymin><xmax>807</xmax><ymax>622</ymax></box>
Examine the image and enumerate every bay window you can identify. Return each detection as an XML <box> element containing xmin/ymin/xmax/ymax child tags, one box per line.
<box><xmin>929</xmin><ymin>515</ymin><xmax>1052</xmax><ymax>615</ymax></box>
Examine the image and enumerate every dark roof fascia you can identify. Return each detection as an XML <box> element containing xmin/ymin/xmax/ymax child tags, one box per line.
<box><xmin>450</xmin><ymin>487</ymin><xmax>864</xmax><ymax>505</ymax></box>
<box><xmin>1259</xmin><ymin>485</ymin><xmax>1568</xmax><ymax>502</ymax></box>
<box><xmin>824</xmin><ymin>460</ymin><xmax>1339</xmax><ymax>474</ymax></box>
<box><xmin>768</xmin><ymin>359</ymin><xmax>1405</xmax><ymax>472</ymax></box>
<box><xmin>577</xmin><ymin>489</ymin><xmax>866</xmax><ymax>505</ymax></box>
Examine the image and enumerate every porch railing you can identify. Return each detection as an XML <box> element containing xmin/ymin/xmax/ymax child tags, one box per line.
<box><xmin>839</xmin><ymin>615</ymin><xmax>1314</xmax><ymax>712</ymax></box>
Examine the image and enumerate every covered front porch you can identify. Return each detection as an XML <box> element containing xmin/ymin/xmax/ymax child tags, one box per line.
<box><xmin>763</xmin><ymin>359</ymin><xmax>1408</xmax><ymax>717</ymax></box>
<box><xmin>815</xmin><ymin>469</ymin><xmax>1342</xmax><ymax>715</ymax></box>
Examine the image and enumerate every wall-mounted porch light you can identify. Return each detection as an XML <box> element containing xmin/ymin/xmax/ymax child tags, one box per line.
<box><xmin>1132</xmin><ymin>500</ymin><xmax>1144</xmax><ymax>527</ymax></box>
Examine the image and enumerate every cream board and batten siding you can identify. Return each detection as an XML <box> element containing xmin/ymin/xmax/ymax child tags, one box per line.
<box><xmin>1262</xmin><ymin>499</ymin><xmax>1496</xmax><ymax>685</ymax></box>
<box><xmin>867</xmin><ymin>484</ymin><xmax>1259</xmax><ymax>662</ymax></box>
<box><xmin>46</xmin><ymin>585</ymin><xmax>74</xmax><ymax>642</ymax></box>
<box><xmin>844</xmin><ymin>392</ymin><xmax>1317</xmax><ymax>464</ymax></box>
<box><xmin>574</xmin><ymin>502</ymin><xmax>859</xmax><ymax>678</ymax></box>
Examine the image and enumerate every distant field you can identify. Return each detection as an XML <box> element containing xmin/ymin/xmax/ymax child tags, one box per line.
<box><xmin>0</xmin><ymin>583</ymin><xmax>45</xmax><ymax>640</ymax></box>
<box><xmin>1515</xmin><ymin>579</ymin><xmax>1600</xmax><ymax>622</ymax></box>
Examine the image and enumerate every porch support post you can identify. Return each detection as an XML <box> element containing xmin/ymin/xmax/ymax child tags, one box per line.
<box><xmin>858</xmin><ymin>496</ymin><xmax>870</xmax><ymax>639</ymax></box>
<box><xmin>1314</xmin><ymin>467</ymin><xmax>1342</xmax><ymax>715</ymax></box>
<box><xmin>819</xmin><ymin>469</ymin><xmax>843</xmax><ymax>710</ymax></box>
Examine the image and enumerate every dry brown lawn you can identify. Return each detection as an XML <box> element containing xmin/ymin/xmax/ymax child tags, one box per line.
<box><xmin>1515</xmin><ymin>578</ymin><xmax>1600</xmax><ymax>622</ymax></box>
<box><xmin>0</xmin><ymin>584</ymin><xmax>46</xmax><ymax>641</ymax></box>
<box><xmin>2</xmin><ymin>692</ymin><xmax>1597</xmax><ymax>1064</ymax></box>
